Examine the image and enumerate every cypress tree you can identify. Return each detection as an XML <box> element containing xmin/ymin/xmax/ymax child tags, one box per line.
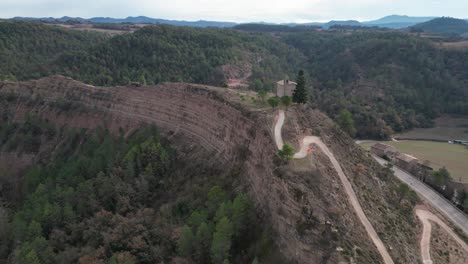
<box><xmin>293</xmin><ymin>70</ymin><xmax>308</xmax><ymax>104</ymax></box>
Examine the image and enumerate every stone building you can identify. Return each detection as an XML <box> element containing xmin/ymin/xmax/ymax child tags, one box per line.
<box><xmin>276</xmin><ymin>79</ymin><xmax>297</xmax><ymax>97</ymax></box>
<box><xmin>370</xmin><ymin>143</ymin><xmax>397</xmax><ymax>159</ymax></box>
<box><xmin>395</xmin><ymin>153</ymin><xmax>419</xmax><ymax>173</ymax></box>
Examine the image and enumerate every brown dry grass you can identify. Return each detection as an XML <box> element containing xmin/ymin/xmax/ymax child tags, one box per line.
<box><xmin>440</xmin><ymin>41</ymin><xmax>468</xmax><ymax>51</ymax></box>
<box><xmin>396</xmin><ymin>115</ymin><xmax>468</xmax><ymax>141</ymax></box>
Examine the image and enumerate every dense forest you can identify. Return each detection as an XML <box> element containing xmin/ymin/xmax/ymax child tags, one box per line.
<box><xmin>0</xmin><ymin>21</ymin><xmax>303</xmax><ymax>88</ymax></box>
<box><xmin>282</xmin><ymin>31</ymin><xmax>468</xmax><ymax>138</ymax></box>
<box><xmin>0</xmin><ymin>112</ymin><xmax>284</xmax><ymax>263</ymax></box>
<box><xmin>1</xmin><ymin>21</ymin><xmax>468</xmax><ymax>138</ymax></box>
<box><xmin>0</xmin><ymin>22</ymin><xmax>107</xmax><ymax>81</ymax></box>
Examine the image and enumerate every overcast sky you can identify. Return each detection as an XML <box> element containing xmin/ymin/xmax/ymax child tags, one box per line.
<box><xmin>1</xmin><ymin>0</ymin><xmax>467</xmax><ymax>23</ymax></box>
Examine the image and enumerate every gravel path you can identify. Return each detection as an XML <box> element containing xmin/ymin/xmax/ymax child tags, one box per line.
<box><xmin>416</xmin><ymin>209</ymin><xmax>468</xmax><ymax>264</ymax></box>
<box><xmin>274</xmin><ymin>110</ymin><xmax>394</xmax><ymax>264</ymax></box>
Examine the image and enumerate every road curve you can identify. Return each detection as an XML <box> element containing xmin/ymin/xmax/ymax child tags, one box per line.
<box><xmin>372</xmin><ymin>156</ymin><xmax>468</xmax><ymax>235</ymax></box>
<box><xmin>274</xmin><ymin>110</ymin><xmax>394</xmax><ymax>264</ymax></box>
<box><xmin>416</xmin><ymin>209</ymin><xmax>468</xmax><ymax>264</ymax></box>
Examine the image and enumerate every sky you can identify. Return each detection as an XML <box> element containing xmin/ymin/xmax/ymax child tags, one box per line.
<box><xmin>1</xmin><ymin>0</ymin><xmax>468</xmax><ymax>23</ymax></box>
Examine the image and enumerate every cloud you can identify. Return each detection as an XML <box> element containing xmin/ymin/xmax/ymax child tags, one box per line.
<box><xmin>1</xmin><ymin>0</ymin><xmax>467</xmax><ymax>22</ymax></box>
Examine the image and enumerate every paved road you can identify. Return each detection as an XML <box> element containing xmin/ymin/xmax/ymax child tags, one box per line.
<box><xmin>275</xmin><ymin>110</ymin><xmax>394</xmax><ymax>264</ymax></box>
<box><xmin>416</xmin><ymin>209</ymin><xmax>468</xmax><ymax>264</ymax></box>
<box><xmin>373</xmin><ymin>156</ymin><xmax>468</xmax><ymax>235</ymax></box>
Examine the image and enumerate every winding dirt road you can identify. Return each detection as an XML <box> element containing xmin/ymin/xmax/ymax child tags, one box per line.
<box><xmin>416</xmin><ymin>209</ymin><xmax>468</xmax><ymax>264</ymax></box>
<box><xmin>372</xmin><ymin>156</ymin><xmax>468</xmax><ymax>235</ymax></box>
<box><xmin>274</xmin><ymin>110</ymin><xmax>395</xmax><ymax>264</ymax></box>
<box><xmin>372</xmin><ymin>156</ymin><xmax>468</xmax><ymax>263</ymax></box>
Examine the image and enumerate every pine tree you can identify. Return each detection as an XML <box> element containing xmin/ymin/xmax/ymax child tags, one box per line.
<box><xmin>337</xmin><ymin>110</ymin><xmax>356</xmax><ymax>137</ymax></box>
<box><xmin>194</xmin><ymin>222</ymin><xmax>212</xmax><ymax>263</ymax></box>
<box><xmin>178</xmin><ymin>225</ymin><xmax>194</xmax><ymax>257</ymax></box>
<box><xmin>293</xmin><ymin>70</ymin><xmax>308</xmax><ymax>104</ymax></box>
<box><xmin>211</xmin><ymin>217</ymin><xmax>233</xmax><ymax>264</ymax></box>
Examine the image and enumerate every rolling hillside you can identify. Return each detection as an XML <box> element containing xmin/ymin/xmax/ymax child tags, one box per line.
<box><xmin>1</xmin><ymin>21</ymin><xmax>467</xmax><ymax>140</ymax></box>
<box><xmin>0</xmin><ymin>76</ymin><xmax>426</xmax><ymax>263</ymax></box>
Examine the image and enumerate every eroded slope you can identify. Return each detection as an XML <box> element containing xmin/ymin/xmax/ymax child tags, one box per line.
<box><xmin>0</xmin><ymin>76</ymin><xmax>427</xmax><ymax>263</ymax></box>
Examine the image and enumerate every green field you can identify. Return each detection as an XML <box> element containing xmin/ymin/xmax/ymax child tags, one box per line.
<box><xmin>360</xmin><ymin>140</ymin><xmax>468</xmax><ymax>183</ymax></box>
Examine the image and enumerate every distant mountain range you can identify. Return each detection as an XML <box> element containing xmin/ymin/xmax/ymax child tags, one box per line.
<box><xmin>6</xmin><ymin>15</ymin><xmax>468</xmax><ymax>29</ymax></box>
<box><xmin>8</xmin><ymin>16</ymin><xmax>237</xmax><ymax>28</ymax></box>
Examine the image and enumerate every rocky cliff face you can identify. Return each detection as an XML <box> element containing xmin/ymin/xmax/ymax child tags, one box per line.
<box><xmin>0</xmin><ymin>76</ymin><xmax>421</xmax><ymax>263</ymax></box>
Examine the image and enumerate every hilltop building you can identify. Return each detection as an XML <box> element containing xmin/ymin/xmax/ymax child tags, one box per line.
<box><xmin>276</xmin><ymin>78</ymin><xmax>297</xmax><ymax>97</ymax></box>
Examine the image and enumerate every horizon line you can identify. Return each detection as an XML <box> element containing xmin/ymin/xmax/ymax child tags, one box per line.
<box><xmin>3</xmin><ymin>14</ymin><xmax>467</xmax><ymax>25</ymax></box>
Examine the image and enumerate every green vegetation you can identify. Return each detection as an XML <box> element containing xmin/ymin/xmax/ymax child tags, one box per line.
<box><xmin>0</xmin><ymin>22</ymin><xmax>303</xmax><ymax>87</ymax></box>
<box><xmin>0</xmin><ymin>21</ymin><xmax>107</xmax><ymax>81</ymax></box>
<box><xmin>396</xmin><ymin>183</ymin><xmax>418</xmax><ymax>204</ymax></box>
<box><xmin>267</xmin><ymin>96</ymin><xmax>280</xmax><ymax>109</ymax></box>
<box><xmin>337</xmin><ymin>110</ymin><xmax>356</xmax><ymax>137</ymax></box>
<box><xmin>176</xmin><ymin>186</ymin><xmax>270</xmax><ymax>263</ymax></box>
<box><xmin>411</xmin><ymin>17</ymin><xmax>468</xmax><ymax>35</ymax></box>
<box><xmin>292</xmin><ymin>70</ymin><xmax>308</xmax><ymax>104</ymax></box>
<box><xmin>0</xmin><ymin>116</ymin><xmax>283</xmax><ymax>263</ymax></box>
<box><xmin>360</xmin><ymin>140</ymin><xmax>468</xmax><ymax>182</ymax></box>
<box><xmin>278</xmin><ymin>144</ymin><xmax>295</xmax><ymax>161</ymax></box>
<box><xmin>432</xmin><ymin>167</ymin><xmax>452</xmax><ymax>186</ymax></box>
<box><xmin>284</xmin><ymin>31</ymin><xmax>468</xmax><ymax>138</ymax></box>
<box><xmin>395</xmin><ymin>115</ymin><xmax>468</xmax><ymax>141</ymax></box>
<box><xmin>280</xmin><ymin>96</ymin><xmax>292</xmax><ymax>109</ymax></box>
<box><xmin>3</xmin><ymin>124</ymin><xmax>174</xmax><ymax>264</ymax></box>
<box><xmin>1</xmin><ymin>21</ymin><xmax>468</xmax><ymax>139</ymax></box>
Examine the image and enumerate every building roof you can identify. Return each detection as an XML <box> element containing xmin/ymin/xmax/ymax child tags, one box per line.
<box><xmin>418</xmin><ymin>161</ymin><xmax>434</xmax><ymax>170</ymax></box>
<box><xmin>371</xmin><ymin>143</ymin><xmax>395</xmax><ymax>152</ymax></box>
<box><xmin>277</xmin><ymin>80</ymin><xmax>297</xmax><ymax>85</ymax></box>
<box><xmin>396</xmin><ymin>153</ymin><xmax>418</xmax><ymax>163</ymax></box>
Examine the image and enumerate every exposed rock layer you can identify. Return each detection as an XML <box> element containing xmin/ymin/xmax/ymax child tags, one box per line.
<box><xmin>0</xmin><ymin>76</ymin><xmax>425</xmax><ymax>263</ymax></box>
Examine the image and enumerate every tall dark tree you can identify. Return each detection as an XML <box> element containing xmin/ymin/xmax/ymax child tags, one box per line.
<box><xmin>293</xmin><ymin>70</ymin><xmax>308</xmax><ymax>104</ymax></box>
<box><xmin>337</xmin><ymin>109</ymin><xmax>356</xmax><ymax>137</ymax></box>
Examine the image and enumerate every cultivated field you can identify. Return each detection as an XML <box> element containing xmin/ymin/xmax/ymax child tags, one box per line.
<box><xmin>396</xmin><ymin>115</ymin><xmax>468</xmax><ymax>141</ymax></box>
<box><xmin>360</xmin><ymin>140</ymin><xmax>468</xmax><ymax>183</ymax></box>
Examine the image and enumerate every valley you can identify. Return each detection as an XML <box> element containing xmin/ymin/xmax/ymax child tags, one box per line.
<box><xmin>360</xmin><ymin>140</ymin><xmax>468</xmax><ymax>183</ymax></box>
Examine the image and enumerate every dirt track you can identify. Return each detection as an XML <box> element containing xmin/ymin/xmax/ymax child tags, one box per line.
<box><xmin>416</xmin><ymin>209</ymin><xmax>468</xmax><ymax>264</ymax></box>
<box><xmin>274</xmin><ymin>110</ymin><xmax>395</xmax><ymax>264</ymax></box>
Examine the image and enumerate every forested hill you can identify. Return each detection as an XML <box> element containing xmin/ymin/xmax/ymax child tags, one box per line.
<box><xmin>283</xmin><ymin>31</ymin><xmax>468</xmax><ymax>138</ymax></box>
<box><xmin>0</xmin><ymin>22</ymin><xmax>107</xmax><ymax>80</ymax></box>
<box><xmin>1</xmin><ymin>21</ymin><xmax>467</xmax><ymax>139</ymax></box>
<box><xmin>0</xmin><ymin>21</ymin><xmax>304</xmax><ymax>88</ymax></box>
<box><xmin>52</xmin><ymin>25</ymin><xmax>304</xmax><ymax>86</ymax></box>
<box><xmin>411</xmin><ymin>17</ymin><xmax>468</xmax><ymax>35</ymax></box>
